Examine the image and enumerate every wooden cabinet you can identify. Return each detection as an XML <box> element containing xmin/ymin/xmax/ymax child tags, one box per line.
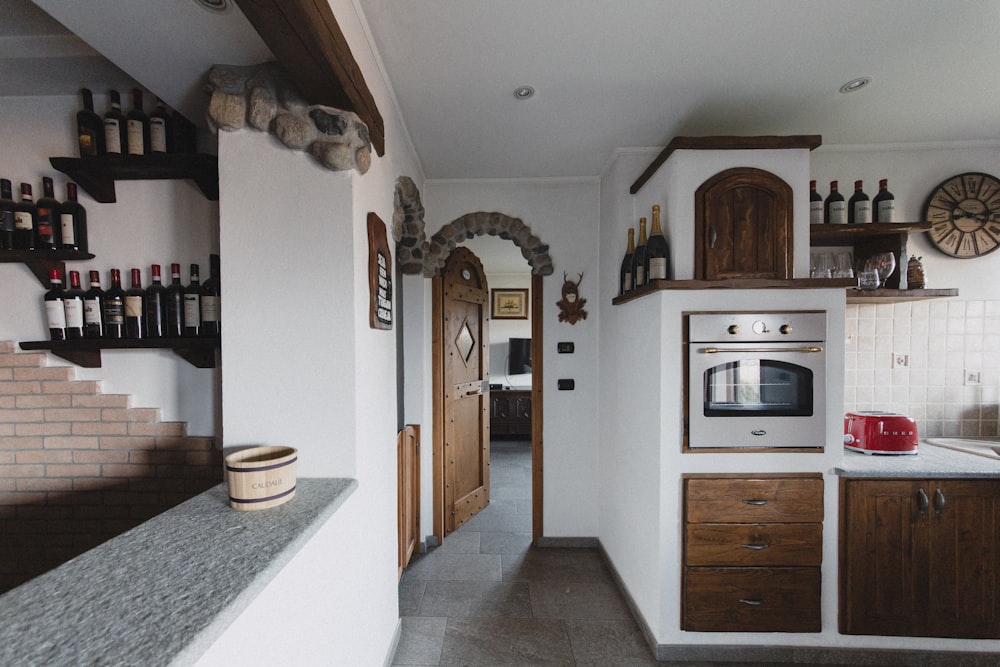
<box><xmin>682</xmin><ymin>474</ymin><xmax>823</xmax><ymax>632</ymax></box>
<box><xmin>694</xmin><ymin>167</ymin><xmax>793</xmax><ymax>281</ymax></box>
<box><xmin>839</xmin><ymin>478</ymin><xmax>1000</xmax><ymax>639</ymax></box>
<box><xmin>489</xmin><ymin>389</ymin><xmax>531</xmax><ymax>438</ymax></box>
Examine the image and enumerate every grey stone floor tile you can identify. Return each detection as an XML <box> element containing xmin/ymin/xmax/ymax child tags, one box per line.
<box><xmin>501</xmin><ymin>547</ymin><xmax>613</xmax><ymax>583</ymax></box>
<box><xmin>489</xmin><ymin>484</ymin><xmax>531</xmax><ymax>501</ymax></box>
<box><xmin>399</xmin><ymin>579</ymin><xmax>425</xmax><ymax>616</ymax></box>
<box><xmin>392</xmin><ymin>616</ymin><xmax>447</xmax><ymax>665</ymax></box>
<box><xmin>402</xmin><ymin>551</ymin><xmax>503</xmax><ymax>582</ymax></box>
<box><xmin>529</xmin><ymin>581</ymin><xmax>632</xmax><ymax>620</ymax></box>
<box><xmin>462</xmin><ymin>508</ymin><xmax>532</xmax><ymax>533</ymax></box>
<box><xmin>565</xmin><ymin>619</ymin><xmax>659</xmax><ymax>666</ymax></box>
<box><xmin>435</xmin><ymin>530</ymin><xmax>481</xmax><ymax>554</ymax></box>
<box><xmin>418</xmin><ymin>580</ymin><xmax>532</xmax><ymax>618</ymax></box>
<box><xmin>479</xmin><ymin>531</ymin><xmax>533</xmax><ymax>554</ymax></box>
<box><xmin>440</xmin><ymin>617</ymin><xmax>574</xmax><ymax>666</ymax></box>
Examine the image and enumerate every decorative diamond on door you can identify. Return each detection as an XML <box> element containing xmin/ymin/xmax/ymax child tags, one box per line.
<box><xmin>455</xmin><ymin>319</ymin><xmax>475</xmax><ymax>365</ymax></box>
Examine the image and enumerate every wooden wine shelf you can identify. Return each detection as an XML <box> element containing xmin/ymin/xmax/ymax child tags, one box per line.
<box><xmin>809</xmin><ymin>221</ymin><xmax>931</xmax><ymax>245</ymax></box>
<box><xmin>846</xmin><ymin>288</ymin><xmax>958</xmax><ymax>304</ymax></box>
<box><xmin>49</xmin><ymin>153</ymin><xmax>219</xmax><ymax>203</ymax></box>
<box><xmin>1</xmin><ymin>250</ymin><xmax>96</xmax><ymax>287</ymax></box>
<box><xmin>19</xmin><ymin>337</ymin><xmax>219</xmax><ymax>368</ymax></box>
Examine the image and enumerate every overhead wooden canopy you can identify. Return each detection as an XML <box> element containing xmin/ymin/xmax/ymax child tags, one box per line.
<box><xmin>235</xmin><ymin>0</ymin><xmax>385</xmax><ymax>156</ymax></box>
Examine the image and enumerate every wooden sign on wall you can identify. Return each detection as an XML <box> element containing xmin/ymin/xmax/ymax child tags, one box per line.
<box><xmin>368</xmin><ymin>212</ymin><xmax>392</xmax><ymax>330</ymax></box>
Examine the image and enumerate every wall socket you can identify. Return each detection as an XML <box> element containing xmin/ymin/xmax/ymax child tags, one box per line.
<box><xmin>893</xmin><ymin>353</ymin><xmax>909</xmax><ymax>368</ymax></box>
<box><xmin>965</xmin><ymin>370</ymin><xmax>982</xmax><ymax>385</ymax></box>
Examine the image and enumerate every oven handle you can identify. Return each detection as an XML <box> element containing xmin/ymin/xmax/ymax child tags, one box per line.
<box><xmin>698</xmin><ymin>346</ymin><xmax>824</xmax><ymax>354</ymax></box>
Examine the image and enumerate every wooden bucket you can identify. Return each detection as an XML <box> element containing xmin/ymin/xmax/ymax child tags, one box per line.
<box><xmin>224</xmin><ymin>446</ymin><xmax>297</xmax><ymax>510</ymax></box>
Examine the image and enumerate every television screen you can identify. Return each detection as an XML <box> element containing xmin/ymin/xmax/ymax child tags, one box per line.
<box><xmin>508</xmin><ymin>338</ymin><xmax>531</xmax><ymax>375</ymax></box>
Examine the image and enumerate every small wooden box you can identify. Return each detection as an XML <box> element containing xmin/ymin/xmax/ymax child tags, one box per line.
<box><xmin>224</xmin><ymin>446</ymin><xmax>297</xmax><ymax>510</ymax></box>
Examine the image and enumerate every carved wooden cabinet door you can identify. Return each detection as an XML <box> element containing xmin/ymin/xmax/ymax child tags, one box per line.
<box><xmin>695</xmin><ymin>167</ymin><xmax>793</xmax><ymax>280</ymax></box>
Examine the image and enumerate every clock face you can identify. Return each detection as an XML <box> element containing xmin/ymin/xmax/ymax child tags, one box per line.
<box><xmin>924</xmin><ymin>172</ymin><xmax>1000</xmax><ymax>258</ymax></box>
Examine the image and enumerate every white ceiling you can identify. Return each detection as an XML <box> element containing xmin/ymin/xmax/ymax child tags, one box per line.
<box><xmin>8</xmin><ymin>0</ymin><xmax>1000</xmax><ymax>182</ymax></box>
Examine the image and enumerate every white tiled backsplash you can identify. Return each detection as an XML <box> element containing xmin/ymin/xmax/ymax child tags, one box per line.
<box><xmin>845</xmin><ymin>300</ymin><xmax>1000</xmax><ymax>438</ymax></box>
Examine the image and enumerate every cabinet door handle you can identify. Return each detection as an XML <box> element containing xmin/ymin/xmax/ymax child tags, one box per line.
<box><xmin>933</xmin><ymin>487</ymin><xmax>946</xmax><ymax>514</ymax></box>
<box><xmin>740</xmin><ymin>543</ymin><xmax>770</xmax><ymax>550</ymax></box>
<box><xmin>739</xmin><ymin>598</ymin><xmax>765</xmax><ymax>606</ymax></box>
<box><xmin>742</xmin><ymin>499</ymin><xmax>768</xmax><ymax>506</ymax></box>
<box><xmin>916</xmin><ymin>487</ymin><xmax>929</xmax><ymax>513</ymax></box>
<box><xmin>709</xmin><ymin>225</ymin><xmax>718</xmax><ymax>249</ymax></box>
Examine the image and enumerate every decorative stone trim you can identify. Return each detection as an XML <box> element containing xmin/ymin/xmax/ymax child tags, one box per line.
<box><xmin>422</xmin><ymin>212</ymin><xmax>555</xmax><ymax>277</ymax></box>
<box><xmin>205</xmin><ymin>62</ymin><xmax>373</xmax><ymax>174</ymax></box>
<box><xmin>393</xmin><ymin>176</ymin><xmax>427</xmax><ymax>275</ymax></box>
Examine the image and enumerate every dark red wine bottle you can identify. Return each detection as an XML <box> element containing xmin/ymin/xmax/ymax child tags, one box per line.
<box><xmin>873</xmin><ymin>179</ymin><xmax>895</xmax><ymax>223</ymax></box>
<box><xmin>103</xmin><ymin>268</ymin><xmax>126</xmax><ymax>339</ymax></box>
<box><xmin>13</xmin><ymin>183</ymin><xmax>36</xmax><ymax>250</ymax></box>
<box><xmin>200</xmin><ymin>254</ymin><xmax>220</xmax><ymax>336</ymax></box>
<box><xmin>83</xmin><ymin>269</ymin><xmax>104</xmax><ymax>338</ymax></box>
<box><xmin>44</xmin><ymin>268</ymin><xmax>67</xmax><ymax>341</ymax></box>
<box><xmin>0</xmin><ymin>179</ymin><xmax>15</xmax><ymax>251</ymax></box>
<box><xmin>126</xmin><ymin>89</ymin><xmax>150</xmax><ymax>157</ymax></box>
<box><xmin>125</xmin><ymin>268</ymin><xmax>145</xmax><ymax>339</ymax></box>
<box><xmin>619</xmin><ymin>227</ymin><xmax>634</xmax><ymax>296</ymax></box>
<box><xmin>150</xmin><ymin>98</ymin><xmax>170</xmax><ymax>153</ymax></box>
<box><xmin>848</xmin><ymin>180</ymin><xmax>871</xmax><ymax>224</ymax></box>
<box><xmin>164</xmin><ymin>262</ymin><xmax>185</xmax><ymax>337</ymax></box>
<box><xmin>145</xmin><ymin>264</ymin><xmax>166</xmax><ymax>338</ymax></box>
<box><xmin>644</xmin><ymin>204</ymin><xmax>670</xmax><ymax>281</ymax></box>
<box><xmin>77</xmin><ymin>88</ymin><xmax>105</xmax><ymax>157</ymax></box>
<box><xmin>35</xmin><ymin>177</ymin><xmax>61</xmax><ymax>250</ymax></box>
<box><xmin>103</xmin><ymin>90</ymin><xmax>127</xmax><ymax>157</ymax></box>
<box><xmin>182</xmin><ymin>263</ymin><xmax>201</xmax><ymax>337</ymax></box>
<box><xmin>630</xmin><ymin>217</ymin><xmax>648</xmax><ymax>288</ymax></box>
<box><xmin>824</xmin><ymin>180</ymin><xmax>846</xmax><ymax>225</ymax></box>
<box><xmin>809</xmin><ymin>180</ymin><xmax>823</xmax><ymax>225</ymax></box>
<box><xmin>59</xmin><ymin>182</ymin><xmax>87</xmax><ymax>252</ymax></box>
<box><xmin>64</xmin><ymin>270</ymin><xmax>85</xmax><ymax>339</ymax></box>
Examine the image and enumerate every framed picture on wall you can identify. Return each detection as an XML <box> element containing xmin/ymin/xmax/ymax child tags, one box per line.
<box><xmin>491</xmin><ymin>288</ymin><xmax>528</xmax><ymax>320</ymax></box>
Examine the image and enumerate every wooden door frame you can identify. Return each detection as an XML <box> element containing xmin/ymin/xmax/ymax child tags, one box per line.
<box><xmin>433</xmin><ymin>272</ymin><xmax>544</xmax><ymax>546</ymax></box>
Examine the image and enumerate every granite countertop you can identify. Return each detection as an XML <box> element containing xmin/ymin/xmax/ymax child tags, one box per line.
<box><xmin>0</xmin><ymin>477</ymin><xmax>358</xmax><ymax>667</ymax></box>
<box><xmin>835</xmin><ymin>441</ymin><xmax>1000</xmax><ymax>478</ymax></box>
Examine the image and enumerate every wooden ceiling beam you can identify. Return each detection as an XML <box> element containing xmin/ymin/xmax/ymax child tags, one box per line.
<box><xmin>235</xmin><ymin>0</ymin><xmax>385</xmax><ymax>156</ymax></box>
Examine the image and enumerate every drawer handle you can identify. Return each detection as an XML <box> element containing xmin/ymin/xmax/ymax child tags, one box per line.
<box><xmin>740</xmin><ymin>543</ymin><xmax>770</xmax><ymax>550</ymax></box>
<box><xmin>742</xmin><ymin>499</ymin><xmax>768</xmax><ymax>506</ymax></box>
<box><xmin>739</xmin><ymin>598</ymin><xmax>765</xmax><ymax>606</ymax></box>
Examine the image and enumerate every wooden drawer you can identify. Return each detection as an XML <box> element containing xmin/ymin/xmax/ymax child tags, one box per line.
<box><xmin>686</xmin><ymin>523</ymin><xmax>822</xmax><ymax>567</ymax></box>
<box><xmin>685</xmin><ymin>476</ymin><xmax>823</xmax><ymax>523</ymax></box>
<box><xmin>683</xmin><ymin>567</ymin><xmax>821</xmax><ymax>632</ymax></box>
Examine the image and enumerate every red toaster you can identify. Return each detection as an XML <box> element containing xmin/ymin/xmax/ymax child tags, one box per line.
<box><xmin>844</xmin><ymin>411</ymin><xmax>919</xmax><ymax>455</ymax></box>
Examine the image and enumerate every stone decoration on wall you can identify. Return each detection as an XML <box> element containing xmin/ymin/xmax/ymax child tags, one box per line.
<box><xmin>205</xmin><ymin>62</ymin><xmax>372</xmax><ymax>174</ymax></box>
<box><xmin>393</xmin><ymin>176</ymin><xmax>427</xmax><ymax>274</ymax></box>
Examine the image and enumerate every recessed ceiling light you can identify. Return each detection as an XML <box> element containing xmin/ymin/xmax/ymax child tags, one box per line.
<box><xmin>192</xmin><ymin>0</ymin><xmax>230</xmax><ymax>12</ymax></box>
<box><xmin>839</xmin><ymin>77</ymin><xmax>871</xmax><ymax>94</ymax></box>
<box><xmin>513</xmin><ymin>86</ymin><xmax>535</xmax><ymax>100</ymax></box>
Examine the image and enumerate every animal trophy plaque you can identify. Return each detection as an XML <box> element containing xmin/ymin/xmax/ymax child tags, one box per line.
<box><xmin>557</xmin><ymin>272</ymin><xmax>587</xmax><ymax>324</ymax></box>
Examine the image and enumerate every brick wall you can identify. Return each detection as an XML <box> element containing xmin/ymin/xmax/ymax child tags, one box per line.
<box><xmin>0</xmin><ymin>341</ymin><xmax>222</xmax><ymax>593</ymax></box>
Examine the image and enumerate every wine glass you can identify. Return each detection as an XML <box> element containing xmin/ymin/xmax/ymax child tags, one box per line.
<box><xmin>871</xmin><ymin>252</ymin><xmax>896</xmax><ymax>286</ymax></box>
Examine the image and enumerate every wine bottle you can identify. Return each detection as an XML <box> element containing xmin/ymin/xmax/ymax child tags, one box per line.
<box><xmin>77</xmin><ymin>88</ymin><xmax>105</xmax><ymax>157</ymax></box>
<box><xmin>44</xmin><ymin>268</ymin><xmax>67</xmax><ymax>341</ymax></box>
<box><xmin>873</xmin><ymin>179</ymin><xmax>895</xmax><ymax>223</ymax></box>
<box><xmin>125</xmin><ymin>268</ymin><xmax>145</xmax><ymax>339</ymax></box>
<box><xmin>824</xmin><ymin>180</ymin><xmax>846</xmax><ymax>225</ymax></box>
<box><xmin>809</xmin><ymin>180</ymin><xmax>823</xmax><ymax>226</ymax></box>
<box><xmin>200</xmin><ymin>254</ymin><xmax>220</xmax><ymax>336</ymax></box>
<box><xmin>644</xmin><ymin>204</ymin><xmax>670</xmax><ymax>282</ymax></box>
<box><xmin>183</xmin><ymin>263</ymin><xmax>201</xmax><ymax>337</ymax></box>
<box><xmin>631</xmin><ymin>217</ymin><xmax>648</xmax><ymax>289</ymax></box>
<box><xmin>848</xmin><ymin>180</ymin><xmax>871</xmax><ymax>224</ymax></box>
<box><xmin>64</xmin><ymin>270</ymin><xmax>85</xmax><ymax>339</ymax></box>
<box><xmin>83</xmin><ymin>269</ymin><xmax>104</xmax><ymax>338</ymax></box>
<box><xmin>13</xmin><ymin>183</ymin><xmax>36</xmax><ymax>250</ymax></box>
<box><xmin>619</xmin><ymin>227</ymin><xmax>635</xmax><ymax>296</ymax></box>
<box><xmin>164</xmin><ymin>262</ymin><xmax>185</xmax><ymax>337</ymax></box>
<box><xmin>145</xmin><ymin>264</ymin><xmax>166</xmax><ymax>338</ymax></box>
<box><xmin>103</xmin><ymin>90</ymin><xmax>127</xmax><ymax>157</ymax></box>
<box><xmin>0</xmin><ymin>179</ymin><xmax>15</xmax><ymax>251</ymax></box>
<box><xmin>150</xmin><ymin>98</ymin><xmax>170</xmax><ymax>153</ymax></box>
<box><xmin>126</xmin><ymin>89</ymin><xmax>150</xmax><ymax>156</ymax></box>
<box><xmin>36</xmin><ymin>177</ymin><xmax>62</xmax><ymax>250</ymax></box>
<box><xmin>59</xmin><ymin>183</ymin><xmax>87</xmax><ymax>252</ymax></box>
<box><xmin>103</xmin><ymin>268</ymin><xmax>126</xmax><ymax>339</ymax></box>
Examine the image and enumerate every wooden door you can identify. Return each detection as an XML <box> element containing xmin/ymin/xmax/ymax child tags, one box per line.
<box><xmin>695</xmin><ymin>167</ymin><xmax>793</xmax><ymax>280</ymax></box>
<box><xmin>397</xmin><ymin>424</ymin><xmax>419</xmax><ymax>579</ymax></box>
<box><xmin>435</xmin><ymin>247</ymin><xmax>490</xmax><ymax>536</ymax></box>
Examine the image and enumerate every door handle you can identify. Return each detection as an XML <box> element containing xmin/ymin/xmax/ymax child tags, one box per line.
<box><xmin>709</xmin><ymin>225</ymin><xmax>717</xmax><ymax>249</ymax></box>
<box><xmin>740</xmin><ymin>543</ymin><xmax>770</xmax><ymax>550</ymax></box>
<box><xmin>700</xmin><ymin>346</ymin><xmax>824</xmax><ymax>354</ymax></box>
<box><xmin>916</xmin><ymin>487</ymin><xmax>929</xmax><ymax>513</ymax></box>
<box><xmin>933</xmin><ymin>487</ymin><xmax>946</xmax><ymax>514</ymax></box>
<box><xmin>742</xmin><ymin>499</ymin><xmax>768</xmax><ymax>506</ymax></box>
<box><xmin>738</xmin><ymin>598</ymin><xmax>765</xmax><ymax>606</ymax></box>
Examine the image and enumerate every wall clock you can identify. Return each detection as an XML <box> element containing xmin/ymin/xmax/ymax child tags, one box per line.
<box><xmin>924</xmin><ymin>172</ymin><xmax>1000</xmax><ymax>258</ymax></box>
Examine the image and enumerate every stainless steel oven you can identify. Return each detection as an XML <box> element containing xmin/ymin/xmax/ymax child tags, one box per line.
<box><xmin>687</xmin><ymin>311</ymin><xmax>827</xmax><ymax>449</ymax></box>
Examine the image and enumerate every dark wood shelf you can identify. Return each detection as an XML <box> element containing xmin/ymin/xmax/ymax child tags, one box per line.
<box><xmin>810</xmin><ymin>222</ymin><xmax>931</xmax><ymax>245</ymax></box>
<box><xmin>49</xmin><ymin>153</ymin><xmax>219</xmax><ymax>203</ymax></box>
<box><xmin>19</xmin><ymin>337</ymin><xmax>219</xmax><ymax>368</ymax></box>
<box><xmin>612</xmin><ymin>277</ymin><xmax>856</xmax><ymax>305</ymax></box>
<box><xmin>846</xmin><ymin>288</ymin><xmax>958</xmax><ymax>304</ymax></box>
<box><xmin>1</xmin><ymin>249</ymin><xmax>96</xmax><ymax>287</ymax></box>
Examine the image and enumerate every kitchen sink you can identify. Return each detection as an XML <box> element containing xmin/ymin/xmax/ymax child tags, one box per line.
<box><xmin>924</xmin><ymin>437</ymin><xmax>1000</xmax><ymax>460</ymax></box>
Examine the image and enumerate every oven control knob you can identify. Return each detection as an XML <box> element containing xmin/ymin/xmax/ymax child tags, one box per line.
<box><xmin>752</xmin><ymin>320</ymin><xmax>768</xmax><ymax>334</ymax></box>
<box><xmin>780</xmin><ymin>324</ymin><xmax>793</xmax><ymax>335</ymax></box>
<box><xmin>727</xmin><ymin>325</ymin><xmax>740</xmax><ymax>335</ymax></box>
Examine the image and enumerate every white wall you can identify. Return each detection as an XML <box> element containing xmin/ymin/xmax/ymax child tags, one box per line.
<box><xmin>0</xmin><ymin>96</ymin><xmax>219</xmax><ymax>435</ymax></box>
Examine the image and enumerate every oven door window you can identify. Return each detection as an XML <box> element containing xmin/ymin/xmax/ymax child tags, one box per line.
<box><xmin>703</xmin><ymin>359</ymin><xmax>813</xmax><ymax>417</ymax></box>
